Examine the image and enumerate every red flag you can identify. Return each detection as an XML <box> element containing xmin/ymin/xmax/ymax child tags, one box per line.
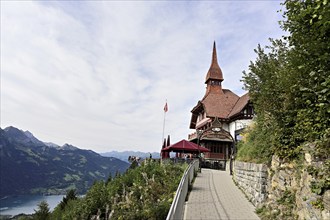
<box><xmin>164</xmin><ymin>102</ymin><xmax>168</xmax><ymax>112</ymax></box>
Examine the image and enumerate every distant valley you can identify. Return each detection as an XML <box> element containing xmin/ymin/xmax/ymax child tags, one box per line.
<box><xmin>0</xmin><ymin>126</ymin><xmax>130</xmax><ymax>197</ymax></box>
<box><xmin>101</xmin><ymin>151</ymin><xmax>160</xmax><ymax>162</ymax></box>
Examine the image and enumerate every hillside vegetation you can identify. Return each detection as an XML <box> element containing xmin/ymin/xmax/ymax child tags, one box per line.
<box><xmin>39</xmin><ymin>160</ymin><xmax>186</xmax><ymax>220</ymax></box>
<box><xmin>237</xmin><ymin>0</ymin><xmax>329</xmax><ymax>164</ymax></box>
<box><xmin>236</xmin><ymin>0</ymin><xmax>329</xmax><ymax>218</ymax></box>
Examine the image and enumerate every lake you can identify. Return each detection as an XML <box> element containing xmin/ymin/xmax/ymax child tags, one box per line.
<box><xmin>0</xmin><ymin>195</ymin><xmax>64</xmax><ymax>217</ymax></box>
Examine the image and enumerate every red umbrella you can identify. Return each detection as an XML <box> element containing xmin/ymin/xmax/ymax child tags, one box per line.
<box><xmin>162</xmin><ymin>139</ymin><xmax>210</xmax><ymax>153</ymax></box>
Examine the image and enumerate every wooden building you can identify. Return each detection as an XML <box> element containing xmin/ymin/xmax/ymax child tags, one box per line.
<box><xmin>188</xmin><ymin>42</ymin><xmax>254</xmax><ymax>169</ymax></box>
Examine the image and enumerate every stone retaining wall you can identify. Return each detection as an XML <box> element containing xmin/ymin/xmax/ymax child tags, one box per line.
<box><xmin>233</xmin><ymin>161</ymin><xmax>268</xmax><ymax>207</ymax></box>
<box><xmin>233</xmin><ymin>154</ymin><xmax>329</xmax><ymax>219</ymax></box>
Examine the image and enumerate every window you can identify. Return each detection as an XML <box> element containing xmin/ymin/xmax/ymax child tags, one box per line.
<box><xmin>208</xmin><ymin>142</ymin><xmax>225</xmax><ymax>153</ymax></box>
<box><xmin>209</xmin><ymin>80</ymin><xmax>221</xmax><ymax>86</ymax></box>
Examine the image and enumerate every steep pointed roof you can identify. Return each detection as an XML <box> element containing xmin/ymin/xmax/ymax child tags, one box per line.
<box><xmin>228</xmin><ymin>92</ymin><xmax>250</xmax><ymax>118</ymax></box>
<box><xmin>189</xmin><ymin>42</ymin><xmax>253</xmax><ymax>130</ymax></box>
<box><xmin>205</xmin><ymin>42</ymin><xmax>224</xmax><ymax>83</ymax></box>
<box><xmin>189</xmin><ymin>90</ymin><xmax>251</xmax><ymax>128</ymax></box>
<box><xmin>201</xmin><ymin>89</ymin><xmax>239</xmax><ymax>118</ymax></box>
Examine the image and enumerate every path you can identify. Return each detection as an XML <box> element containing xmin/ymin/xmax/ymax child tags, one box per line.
<box><xmin>183</xmin><ymin>169</ymin><xmax>260</xmax><ymax>220</ymax></box>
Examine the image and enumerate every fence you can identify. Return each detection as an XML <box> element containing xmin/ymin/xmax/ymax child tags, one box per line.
<box><xmin>166</xmin><ymin>159</ymin><xmax>199</xmax><ymax>220</ymax></box>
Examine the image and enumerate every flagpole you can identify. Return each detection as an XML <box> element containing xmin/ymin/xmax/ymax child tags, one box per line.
<box><xmin>162</xmin><ymin>100</ymin><xmax>167</xmax><ymax>146</ymax></box>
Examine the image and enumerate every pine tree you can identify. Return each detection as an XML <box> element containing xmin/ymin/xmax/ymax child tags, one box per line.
<box><xmin>33</xmin><ymin>200</ymin><xmax>50</xmax><ymax>220</ymax></box>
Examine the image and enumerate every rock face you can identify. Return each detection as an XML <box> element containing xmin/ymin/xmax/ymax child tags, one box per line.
<box><xmin>233</xmin><ymin>149</ymin><xmax>330</xmax><ymax>220</ymax></box>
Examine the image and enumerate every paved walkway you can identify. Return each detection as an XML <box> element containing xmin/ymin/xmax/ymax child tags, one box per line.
<box><xmin>183</xmin><ymin>169</ymin><xmax>260</xmax><ymax>220</ymax></box>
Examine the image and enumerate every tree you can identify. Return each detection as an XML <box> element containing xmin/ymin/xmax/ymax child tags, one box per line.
<box><xmin>241</xmin><ymin>0</ymin><xmax>330</xmax><ymax>160</ymax></box>
<box><xmin>129</xmin><ymin>160</ymin><xmax>139</xmax><ymax>170</ymax></box>
<box><xmin>59</xmin><ymin>189</ymin><xmax>77</xmax><ymax>210</ymax></box>
<box><xmin>33</xmin><ymin>200</ymin><xmax>50</xmax><ymax>220</ymax></box>
<box><xmin>281</xmin><ymin>0</ymin><xmax>330</xmax><ymax>145</ymax></box>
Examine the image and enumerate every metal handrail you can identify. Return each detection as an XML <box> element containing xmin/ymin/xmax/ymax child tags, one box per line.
<box><xmin>166</xmin><ymin>159</ymin><xmax>199</xmax><ymax>220</ymax></box>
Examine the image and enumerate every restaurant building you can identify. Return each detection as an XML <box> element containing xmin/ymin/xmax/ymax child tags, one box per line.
<box><xmin>188</xmin><ymin>42</ymin><xmax>254</xmax><ymax>169</ymax></box>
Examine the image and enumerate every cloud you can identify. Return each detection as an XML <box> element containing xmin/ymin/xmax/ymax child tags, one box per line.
<box><xmin>1</xmin><ymin>1</ymin><xmax>284</xmax><ymax>152</ymax></box>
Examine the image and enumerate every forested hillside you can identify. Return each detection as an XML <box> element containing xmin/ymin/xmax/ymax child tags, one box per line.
<box><xmin>26</xmin><ymin>160</ymin><xmax>187</xmax><ymax>220</ymax></box>
<box><xmin>0</xmin><ymin>127</ymin><xmax>129</xmax><ymax>196</ymax></box>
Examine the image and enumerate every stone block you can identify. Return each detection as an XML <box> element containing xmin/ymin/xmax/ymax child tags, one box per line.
<box><xmin>260</xmin><ymin>185</ymin><xmax>267</xmax><ymax>193</ymax></box>
<box><xmin>323</xmin><ymin>190</ymin><xmax>330</xmax><ymax>210</ymax></box>
<box><xmin>305</xmin><ymin>153</ymin><xmax>312</xmax><ymax>164</ymax></box>
<box><xmin>271</xmin><ymin>155</ymin><xmax>281</xmax><ymax>169</ymax></box>
<box><xmin>259</xmin><ymin>171</ymin><xmax>268</xmax><ymax>178</ymax></box>
<box><xmin>322</xmin><ymin>210</ymin><xmax>330</xmax><ymax>220</ymax></box>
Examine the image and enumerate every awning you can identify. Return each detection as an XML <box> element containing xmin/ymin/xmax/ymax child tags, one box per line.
<box><xmin>161</xmin><ymin>139</ymin><xmax>210</xmax><ymax>153</ymax></box>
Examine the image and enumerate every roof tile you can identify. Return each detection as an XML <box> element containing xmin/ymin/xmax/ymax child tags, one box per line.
<box><xmin>205</xmin><ymin>42</ymin><xmax>223</xmax><ymax>83</ymax></box>
<box><xmin>201</xmin><ymin>89</ymin><xmax>239</xmax><ymax>119</ymax></box>
<box><xmin>228</xmin><ymin>92</ymin><xmax>250</xmax><ymax>117</ymax></box>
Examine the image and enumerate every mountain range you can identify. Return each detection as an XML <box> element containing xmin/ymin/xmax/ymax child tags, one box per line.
<box><xmin>0</xmin><ymin>126</ymin><xmax>129</xmax><ymax>197</ymax></box>
<box><xmin>101</xmin><ymin>151</ymin><xmax>160</xmax><ymax>162</ymax></box>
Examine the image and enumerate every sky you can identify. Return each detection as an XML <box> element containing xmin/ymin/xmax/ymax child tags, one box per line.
<box><xmin>1</xmin><ymin>1</ymin><xmax>285</xmax><ymax>153</ymax></box>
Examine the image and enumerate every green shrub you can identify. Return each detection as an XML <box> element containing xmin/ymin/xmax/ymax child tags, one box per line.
<box><xmin>51</xmin><ymin>161</ymin><xmax>186</xmax><ymax>219</ymax></box>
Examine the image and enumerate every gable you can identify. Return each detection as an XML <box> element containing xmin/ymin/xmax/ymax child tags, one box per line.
<box><xmin>189</xmin><ymin>101</ymin><xmax>205</xmax><ymax>129</ymax></box>
<box><xmin>228</xmin><ymin>93</ymin><xmax>251</xmax><ymax>119</ymax></box>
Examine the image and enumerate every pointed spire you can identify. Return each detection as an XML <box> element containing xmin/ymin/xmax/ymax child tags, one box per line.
<box><xmin>212</xmin><ymin>41</ymin><xmax>218</xmax><ymax>66</ymax></box>
<box><xmin>205</xmin><ymin>41</ymin><xmax>223</xmax><ymax>83</ymax></box>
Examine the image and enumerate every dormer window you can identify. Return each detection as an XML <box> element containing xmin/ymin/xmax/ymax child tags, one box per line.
<box><xmin>210</xmin><ymin>80</ymin><xmax>221</xmax><ymax>86</ymax></box>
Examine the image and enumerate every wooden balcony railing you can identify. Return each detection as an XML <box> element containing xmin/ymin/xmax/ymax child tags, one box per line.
<box><xmin>204</xmin><ymin>152</ymin><xmax>225</xmax><ymax>160</ymax></box>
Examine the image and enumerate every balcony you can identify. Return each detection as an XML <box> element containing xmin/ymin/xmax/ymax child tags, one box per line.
<box><xmin>204</xmin><ymin>152</ymin><xmax>226</xmax><ymax>160</ymax></box>
<box><xmin>188</xmin><ymin>132</ymin><xmax>197</xmax><ymax>141</ymax></box>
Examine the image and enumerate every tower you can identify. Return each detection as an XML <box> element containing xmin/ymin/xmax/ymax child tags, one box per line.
<box><xmin>205</xmin><ymin>42</ymin><xmax>224</xmax><ymax>94</ymax></box>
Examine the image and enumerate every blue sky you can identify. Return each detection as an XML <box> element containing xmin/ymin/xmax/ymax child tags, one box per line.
<box><xmin>1</xmin><ymin>1</ymin><xmax>285</xmax><ymax>153</ymax></box>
